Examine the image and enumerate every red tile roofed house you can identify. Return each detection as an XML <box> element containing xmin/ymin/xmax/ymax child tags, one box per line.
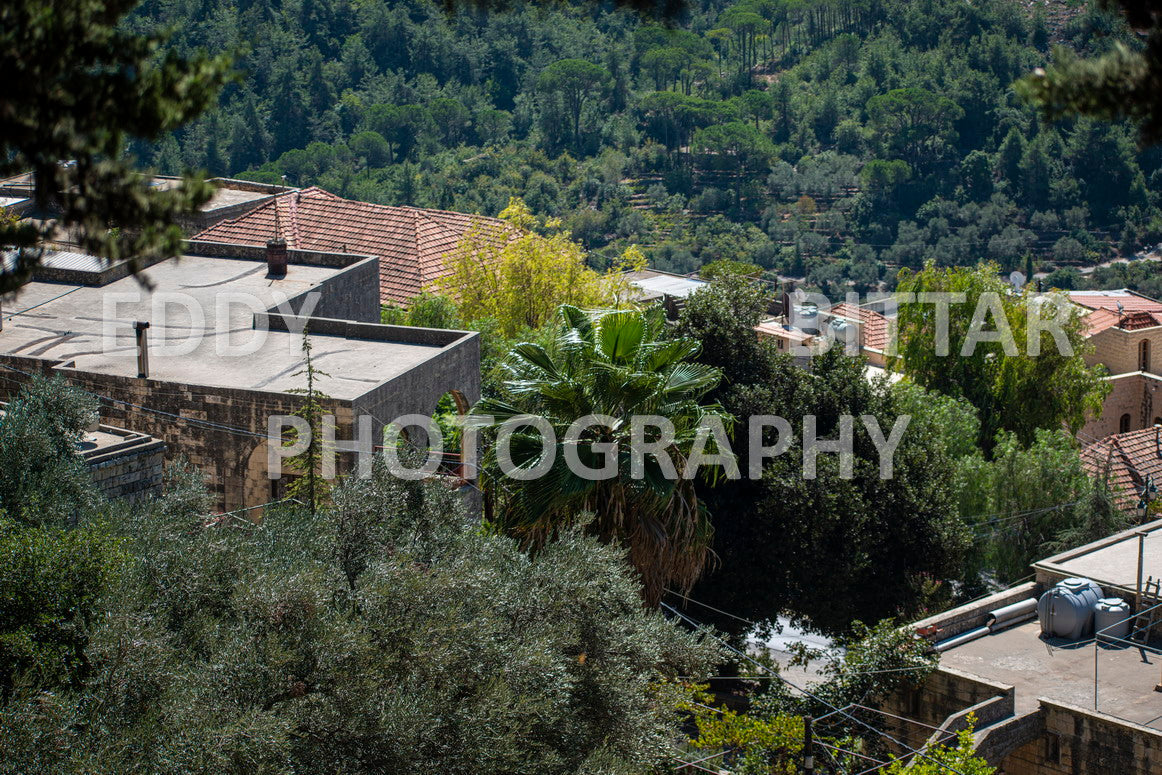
<box><xmin>753</xmin><ymin>301</ymin><xmax>894</xmax><ymax>371</ymax></box>
<box><xmin>1069</xmin><ymin>289</ymin><xmax>1162</xmax><ymax>440</ymax></box>
<box><xmin>826</xmin><ymin>302</ymin><xmax>892</xmax><ymax>366</ymax></box>
<box><xmin>1081</xmin><ymin>426</ymin><xmax>1162</xmax><ymax>511</ymax></box>
<box><xmin>193</xmin><ymin>187</ymin><xmax>507</xmax><ymax>305</ymax></box>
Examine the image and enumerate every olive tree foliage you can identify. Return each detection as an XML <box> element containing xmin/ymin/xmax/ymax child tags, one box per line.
<box><xmin>0</xmin><ymin>375</ymin><xmax>99</xmax><ymax>526</ymax></box>
<box><xmin>0</xmin><ymin>0</ymin><xmax>233</xmax><ymax>291</ymax></box>
<box><xmin>0</xmin><ymin>457</ymin><xmax>720</xmax><ymax>774</ymax></box>
<box><xmin>0</xmin><ymin>377</ymin><xmax>124</xmax><ymax>702</ymax></box>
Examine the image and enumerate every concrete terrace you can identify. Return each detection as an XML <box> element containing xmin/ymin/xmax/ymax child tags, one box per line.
<box><xmin>941</xmin><ymin>619</ymin><xmax>1162</xmax><ymax>728</ymax></box>
<box><xmin>0</xmin><ymin>253</ymin><xmax>445</xmax><ymax>400</ymax></box>
<box><xmin>1035</xmin><ymin>518</ymin><xmax>1162</xmax><ymax>593</ymax></box>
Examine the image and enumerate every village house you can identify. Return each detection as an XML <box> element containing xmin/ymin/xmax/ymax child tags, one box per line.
<box><xmin>1069</xmin><ymin>289</ymin><xmax>1162</xmax><ymax>441</ymax></box>
<box><xmin>0</xmin><ymin>235</ymin><xmax>480</xmax><ymax>512</ymax></box>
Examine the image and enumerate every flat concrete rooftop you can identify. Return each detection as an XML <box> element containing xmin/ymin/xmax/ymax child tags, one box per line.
<box><xmin>149</xmin><ymin>177</ymin><xmax>276</xmax><ymax>212</ymax></box>
<box><xmin>627</xmin><ymin>270</ymin><xmax>709</xmax><ymax>299</ymax></box>
<box><xmin>942</xmin><ymin>620</ymin><xmax>1162</xmax><ymax>729</ymax></box>
<box><xmin>1036</xmin><ymin>518</ymin><xmax>1162</xmax><ymax>592</ymax></box>
<box><xmin>0</xmin><ymin>254</ymin><xmax>448</xmax><ymax>400</ymax></box>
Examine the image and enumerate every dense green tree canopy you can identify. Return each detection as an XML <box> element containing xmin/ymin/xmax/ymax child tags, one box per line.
<box><xmin>118</xmin><ymin>0</ymin><xmax>1161</xmax><ymax>291</ymax></box>
<box><xmin>676</xmin><ymin>278</ymin><xmax>968</xmax><ymax>635</ymax></box>
<box><xmin>893</xmin><ymin>262</ymin><xmax>1109</xmax><ymax>450</ymax></box>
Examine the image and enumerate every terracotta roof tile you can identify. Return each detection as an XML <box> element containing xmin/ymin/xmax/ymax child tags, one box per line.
<box><xmin>1085</xmin><ymin>308</ymin><xmax>1123</xmax><ymax>336</ymax></box>
<box><xmin>1082</xmin><ymin>307</ymin><xmax>1162</xmax><ymax>336</ymax></box>
<box><xmin>193</xmin><ymin>187</ymin><xmax>506</xmax><ymax>305</ymax></box>
<box><xmin>1069</xmin><ymin>289</ymin><xmax>1162</xmax><ymax>314</ymax></box>
<box><xmin>828</xmin><ymin>302</ymin><xmax>891</xmax><ymax>351</ymax></box>
<box><xmin>1082</xmin><ymin>426</ymin><xmax>1162</xmax><ymax>509</ymax></box>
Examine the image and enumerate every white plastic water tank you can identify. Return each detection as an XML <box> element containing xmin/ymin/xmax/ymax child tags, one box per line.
<box><xmin>1094</xmin><ymin>598</ymin><xmax>1132</xmax><ymax>643</ymax></box>
<box><xmin>1037</xmin><ymin>577</ymin><xmax>1102</xmax><ymax>640</ymax></box>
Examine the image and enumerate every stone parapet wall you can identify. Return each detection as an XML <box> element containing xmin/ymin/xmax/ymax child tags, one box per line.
<box><xmin>1003</xmin><ymin>700</ymin><xmax>1162</xmax><ymax>775</ymax></box>
<box><xmin>87</xmin><ymin>440</ymin><xmax>166</xmax><ymax>501</ymax></box>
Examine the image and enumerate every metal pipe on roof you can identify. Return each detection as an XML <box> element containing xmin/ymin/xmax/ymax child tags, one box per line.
<box><xmin>934</xmin><ymin>626</ymin><xmax>990</xmax><ymax>653</ymax></box>
<box><xmin>986</xmin><ymin>598</ymin><xmax>1038</xmax><ymax>630</ymax></box>
<box><xmin>933</xmin><ymin>598</ymin><xmax>1038</xmax><ymax>653</ymax></box>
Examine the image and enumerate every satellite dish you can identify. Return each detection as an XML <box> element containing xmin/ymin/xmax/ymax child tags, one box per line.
<box><xmin>1009</xmin><ymin>271</ymin><xmax>1026</xmax><ymax>290</ymax></box>
<box><xmin>1117</xmin><ymin>301</ymin><xmax>1126</xmax><ymax>317</ymax></box>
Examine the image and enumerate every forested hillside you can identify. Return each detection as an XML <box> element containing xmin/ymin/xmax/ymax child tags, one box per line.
<box><xmin>129</xmin><ymin>0</ymin><xmax>1161</xmax><ymax>290</ymax></box>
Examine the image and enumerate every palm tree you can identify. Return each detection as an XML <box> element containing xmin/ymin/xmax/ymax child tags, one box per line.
<box><xmin>471</xmin><ymin>305</ymin><xmax>733</xmax><ymax>603</ymax></box>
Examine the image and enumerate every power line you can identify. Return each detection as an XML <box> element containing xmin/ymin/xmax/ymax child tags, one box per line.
<box><xmin>3</xmin><ymin>285</ymin><xmax>84</xmax><ymax>319</ymax></box>
<box><xmin>660</xmin><ymin>602</ymin><xmax>968</xmax><ymax>775</ymax></box>
<box><xmin>666</xmin><ymin>588</ymin><xmax>762</xmax><ymax>627</ymax></box>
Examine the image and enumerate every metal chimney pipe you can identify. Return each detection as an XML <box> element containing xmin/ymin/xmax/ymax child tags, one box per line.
<box><xmin>133</xmin><ymin>321</ymin><xmax>150</xmax><ymax>379</ymax></box>
<box><xmin>266</xmin><ymin>238</ymin><xmax>288</xmax><ymax>276</ymax></box>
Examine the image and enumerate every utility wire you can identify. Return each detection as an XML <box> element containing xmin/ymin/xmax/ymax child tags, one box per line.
<box><xmin>660</xmin><ymin>602</ymin><xmax>969</xmax><ymax>775</ymax></box>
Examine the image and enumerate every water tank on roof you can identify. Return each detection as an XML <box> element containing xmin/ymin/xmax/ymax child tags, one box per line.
<box><xmin>1095</xmin><ymin>598</ymin><xmax>1132</xmax><ymax>643</ymax></box>
<box><xmin>1037</xmin><ymin>577</ymin><xmax>1102</xmax><ymax>640</ymax></box>
<box><xmin>793</xmin><ymin>304</ymin><xmax>819</xmax><ymax>333</ymax></box>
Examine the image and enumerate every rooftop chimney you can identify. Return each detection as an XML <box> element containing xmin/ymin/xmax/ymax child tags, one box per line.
<box><xmin>266</xmin><ymin>238</ymin><xmax>288</xmax><ymax>277</ymax></box>
<box><xmin>133</xmin><ymin>321</ymin><xmax>150</xmax><ymax>379</ymax></box>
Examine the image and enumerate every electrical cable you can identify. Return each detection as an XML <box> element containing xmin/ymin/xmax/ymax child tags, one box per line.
<box><xmin>660</xmin><ymin>602</ymin><xmax>970</xmax><ymax>775</ymax></box>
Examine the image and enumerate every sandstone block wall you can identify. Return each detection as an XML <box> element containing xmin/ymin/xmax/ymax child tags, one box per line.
<box><xmin>1002</xmin><ymin>700</ymin><xmax>1162</xmax><ymax>775</ymax></box>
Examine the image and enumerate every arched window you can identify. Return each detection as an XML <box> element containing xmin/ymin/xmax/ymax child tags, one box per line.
<box><xmin>1141</xmin><ymin>339</ymin><xmax>1152</xmax><ymax>372</ymax></box>
<box><xmin>1121</xmin><ymin>413</ymin><xmax>1132</xmax><ymax>434</ymax></box>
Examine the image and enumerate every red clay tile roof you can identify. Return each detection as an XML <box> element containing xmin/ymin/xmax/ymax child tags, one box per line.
<box><xmin>1082</xmin><ymin>426</ymin><xmax>1162</xmax><ymax>510</ymax></box>
<box><xmin>1085</xmin><ymin>308</ymin><xmax>1124</xmax><ymax>336</ymax></box>
<box><xmin>1069</xmin><ymin>289</ymin><xmax>1162</xmax><ymax>314</ymax></box>
<box><xmin>828</xmin><ymin>302</ymin><xmax>891</xmax><ymax>351</ymax></box>
<box><xmin>1077</xmin><ymin>296</ymin><xmax>1162</xmax><ymax>335</ymax></box>
<box><xmin>193</xmin><ymin>187</ymin><xmax>505</xmax><ymax>305</ymax></box>
<box><xmin>1117</xmin><ymin>310</ymin><xmax>1162</xmax><ymax>330</ymax></box>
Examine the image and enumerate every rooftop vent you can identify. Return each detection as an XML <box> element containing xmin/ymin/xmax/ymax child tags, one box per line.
<box><xmin>133</xmin><ymin>321</ymin><xmax>150</xmax><ymax>379</ymax></box>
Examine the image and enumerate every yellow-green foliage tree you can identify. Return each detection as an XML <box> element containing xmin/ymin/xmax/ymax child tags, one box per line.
<box><xmin>885</xmin><ymin>718</ymin><xmax>996</xmax><ymax>774</ymax></box>
<box><xmin>434</xmin><ymin>198</ymin><xmax>643</xmax><ymax>338</ymax></box>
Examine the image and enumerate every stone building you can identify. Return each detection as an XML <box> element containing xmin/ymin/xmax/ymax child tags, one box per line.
<box><xmin>890</xmin><ymin>520</ymin><xmax>1162</xmax><ymax>774</ymax></box>
<box><xmin>0</xmin><ymin>401</ymin><xmax>166</xmax><ymax>501</ymax></box>
<box><xmin>1071</xmin><ymin>290</ymin><xmax>1162</xmax><ymax>441</ymax></box>
<box><xmin>0</xmin><ymin>239</ymin><xmax>480</xmax><ymax>511</ymax></box>
<box><xmin>80</xmin><ymin>421</ymin><xmax>167</xmax><ymax>501</ymax></box>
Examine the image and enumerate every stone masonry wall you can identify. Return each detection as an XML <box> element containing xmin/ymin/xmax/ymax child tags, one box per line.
<box><xmin>882</xmin><ymin>667</ymin><xmax>1014</xmax><ymax>751</ymax></box>
<box><xmin>1002</xmin><ymin>700</ymin><xmax>1162</xmax><ymax>775</ymax></box>
<box><xmin>1086</xmin><ymin>327</ymin><xmax>1162</xmax><ymax>378</ymax></box>
<box><xmin>87</xmin><ymin>441</ymin><xmax>166</xmax><ymax>501</ymax></box>
<box><xmin>0</xmin><ymin>354</ymin><xmax>346</xmax><ymax>512</ymax></box>
<box><xmin>1080</xmin><ymin>373</ymin><xmax>1159</xmax><ymax>440</ymax></box>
